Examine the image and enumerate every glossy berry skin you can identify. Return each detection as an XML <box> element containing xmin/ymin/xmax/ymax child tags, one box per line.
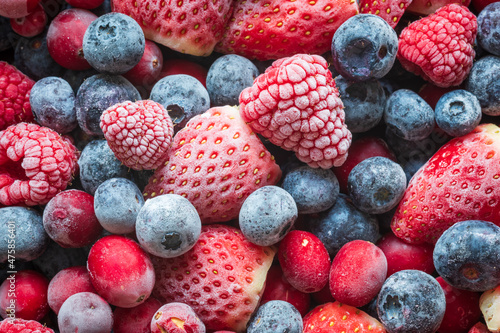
<box><xmin>329</xmin><ymin>240</ymin><xmax>387</xmax><ymax>307</ymax></box>
<box><xmin>377</xmin><ymin>270</ymin><xmax>446</xmax><ymax>333</ymax></box>
<box><xmin>384</xmin><ymin>89</ymin><xmax>435</xmax><ymax>141</ymax></box>
<box><xmin>247</xmin><ymin>300</ymin><xmax>303</xmax><ymax>333</ymax></box>
<box><xmin>136</xmin><ymin>194</ymin><xmax>201</xmax><ymax>258</ymax></box>
<box><xmin>87</xmin><ymin>235</ymin><xmax>156</xmax><ymax>308</ymax></box>
<box><xmin>94</xmin><ymin>178</ymin><xmax>145</xmax><ymax>235</ymax></box>
<box><xmin>57</xmin><ymin>292</ymin><xmax>113</xmax><ymax>333</ymax></box>
<box><xmin>477</xmin><ymin>3</ymin><xmax>500</xmax><ymax>57</ymax></box>
<box><xmin>435</xmin><ymin>90</ymin><xmax>482</xmax><ymax>137</ymax></box>
<box><xmin>331</xmin><ymin>14</ymin><xmax>398</xmax><ymax>82</ymax></box>
<box><xmin>206</xmin><ymin>54</ymin><xmax>259</xmax><ymax>106</ymax></box>
<box><xmin>278</xmin><ymin>230</ymin><xmax>331</xmax><ymax>293</ymax></box>
<box><xmin>466</xmin><ymin>55</ymin><xmax>500</xmax><ymax>116</ymax></box>
<box><xmin>282</xmin><ymin>165</ymin><xmax>339</xmax><ymax>215</ymax></box>
<box><xmin>113</xmin><ymin>297</ymin><xmax>162</xmax><ymax>333</ymax></box>
<box><xmin>123</xmin><ymin>40</ymin><xmax>163</xmax><ymax>88</ymax></box>
<box><xmin>0</xmin><ymin>270</ymin><xmax>49</xmax><ymax>321</ymax></box>
<box><xmin>151</xmin><ymin>302</ymin><xmax>205</xmax><ymax>333</ymax></box>
<box><xmin>239</xmin><ymin>186</ymin><xmax>297</xmax><ymax>246</ymax></box>
<box><xmin>43</xmin><ymin>190</ymin><xmax>103</xmax><ymax>248</ymax></box>
<box><xmin>434</xmin><ymin>220</ymin><xmax>500</xmax><ymax>292</ymax></box>
<box><xmin>0</xmin><ymin>319</ymin><xmax>55</xmax><ymax>333</ymax></box>
<box><xmin>9</xmin><ymin>3</ymin><xmax>46</xmax><ymax>37</ymax></box>
<box><xmin>436</xmin><ymin>277</ymin><xmax>482</xmax><ymax>333</ymax></box>
<box><xmin>29</xmin><ymin>76</ymin><xmax>77</xmax><ymax>134</ymax></box>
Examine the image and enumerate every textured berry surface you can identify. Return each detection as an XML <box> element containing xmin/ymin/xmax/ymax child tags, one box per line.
<box><xmin>57</xmin><ymin>292</ymin><xmax>113</xmax><ymax>333</ymax></box>
<box><xmin>152</xmin><ymin>224</ymin><xmax>275</xmax><ymax>332</ymax></box>
<box><xmin>359</xmin><ymin>0</ymin><xmax>412</xmax><ymax>28</ymax></box>
<box><xmin>143</xmin><ymin>105</ymin><xmax>281</xmax><ymax>224</ymax></box>
<box><xmin>435</xmin><ymin>89</ymin><xmax>482</xmax><ymax>137</ymax></box>
<box><xmin>113</xmin><ymin>297</ymin><xmax>162</xmax><ymax>333</ymax></box>
<box><xmin>240</xmin><ymin>54</ymin><xmax>351</xmax><ymax>169</ymax></box>
<box><xmin>397</xmin><ymin>4</ymin><xmax>477</xmax><ymax>88</ymax></box>
<box><xmin>0</xmin><ymin>319</ymin><xmax>55</xmax><ymax>333</ymax></box>
<box><xmin>151</xmin><ymin>302</ymin><xmax>206</xmax><ymax>333</ymax></box>
<box><xmin>247</xmin><ymin>300</ymin><xmax>303</xmax><ymax>333</ymax></box>
<box><xmin>407</xmin><ymin>0</ymin><xmax>471</xmax><ymax>16</ymax></box>
<box><xmin>477</xmin><ymin>2</ymin><xmax>500</xmax><ymax>56</ymax></box>
<box><xmin>466</xmin><ymin>55</ymin><xmax>500</xmax><ymax>116</ymax></box>
<box><xmin>100</xmin><ymin>100</ymin><xmax>174</xmax><ymax>170</ymax></box>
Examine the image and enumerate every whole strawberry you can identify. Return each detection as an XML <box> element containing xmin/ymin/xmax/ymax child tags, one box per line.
<box><xmin>143</xmin><ymin>105</ymin><xmax>281</xmax><ymax>224</ymax></box>
<box><xmin>392</xmin><ymin>123</ymin><xmax>500</xmax><ymax>244</ymax></box>
<box><xmin>111</xmin><ymin>0</ymin><xmax>234</xmax><ymax>56</ymax></box>
<box><xmin>152</xmin><ymin>224</ymin><xmax>276</xmax><ymax>333</ymax></box>
<box><xmin>239</xmin><ymin>54</ymin><xmax>351</xmax><ymax>169</ymax></box>
<box><xmin>397</xmin><ymin>4</ymin><xmax>477</xmax><ymax>88</ymax></box>
<box><xmin>216</xmin><ymin>0</ymin><xmax>359</xmax><ymax>60</ymax></box>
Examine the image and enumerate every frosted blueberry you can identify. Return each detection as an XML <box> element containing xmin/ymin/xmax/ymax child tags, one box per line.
<box><xmin>247</xmin><ymin>300</ymin><xmax>303</xmax><ymax>333</ymax></box>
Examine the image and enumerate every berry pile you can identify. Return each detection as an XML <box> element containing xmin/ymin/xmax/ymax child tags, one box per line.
<box><xmin>1</xmin><ymin>0</ymin><xmax>500</xmax><ymax>332</ymax></box>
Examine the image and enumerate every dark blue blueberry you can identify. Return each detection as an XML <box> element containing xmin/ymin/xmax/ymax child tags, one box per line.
<box><xmin>331</xmin><ymin>14</ymin><xmax>398</xmax><ymax>81</ymax></box>
<box><xmin>384</xmin><ymin>89</ymin><xmax>435</xmax><ymax>141</ymax></box>
<box><xmin>136</xmin><ymin>194</ymin><xmax>201</xmax><ymax>258</ymax></box>
<box><xmin>247</xmin><ymin>300</ymin><xmax>303</xmax><ymax>333</ymax></box>
<box><xmin>335</xmin><ymin>76</ymin><xmax>386</xmax><ymax>133</ymax></box>
<box><xmin>30</xmin><ymin>76</ymin><xmax>77</xmax><ymax>134</ymax></box>
<box><xmin>150</xmin><ymin>74</ymin><xmax>210</xmax><ymax>130</ymax></box>
<box><xmin>62</xmin><ymin>68</ymin><xmax>98</xmax><ymax>93</ymax></box>
<box><xmin>94</xmin><ymin>178</ymin><xmax>145</xmax><ymax>235</ymax></box>
<box><xmin>14</xmin><ymin>31</ymin><xmax>65</xmax><ymax>80</ymax></box>
<box><xmin>78</xmin><ymin>139</ymin><xmax>131</xmax><ymax>195</ymax></box>
<box><xmin>206</xmin><ymin>54</ymin><xmax>259</xmax><ymax>106</ymax></box>
<box><xmin>0</xmin><ymin>16</ymin><xmax>14</xmax><ymax>52</ymax></box>
<box><xmin>75</xmin><ymin>74</ymin><xmax>140</xmax><ymax>136</ymax></box>
<box><xmin>377</xmin><ymin>270</ymin><xmax>446</xmax><ymax>333</ymax></box>
<box><xmin>307</xmin><ymin>194</ymin><xmax>380</xmax><ymax>256</ymax></box>
<box><xmin>347</xmin><ymin>156</ymin><xmax>406</xmax><ymax>215</ymax></box>
<box><xmin>0</xmin><ymin>207</ymin><xmax>48</xmax><ymax>263</ymax></box>
<box><xmin>82</xmin><ymin>12</ymin><xmax>145</xmax><ymax>74</ymax></box>
<box><xmin>400</xmin><ymin>153</ymin><xmax>428</xmax><ymax>184</ymax></box>
<box><xmin>91</xmin><ymin>0</ymin><xmax>112</xmax><ymax>16</ymax></box>
<box><xmin>466</xmin><ymin>55</ymin><xmax>500</xmax><ymax>116</ymax></box>
<box><xmin>435</xmin><ymin>89</ymin><xmax>482</xmax><ymax>137</ymax></box>
<box><xmin>32</xmin><ymin>240</ymin><xmax>87</xmax><ymax>279</ymax></box>
<box><xmin>282</xmin><ymin>165</ymin><xmax>339</xmax><ymax>214</ymax></box>
<box><xmin>433</xmin><ymin>220</ymin><xmax>500</xmax><ymax>292</ymax></box>
<box><xmin>477</xmin><ymin>3</ymin><xmax>500</xmax><ymax>57</ymax></box>
<box><xmin>239</xmin><ymin>186</ymin><xmax>298</xmax><ymax>246</ymax></box>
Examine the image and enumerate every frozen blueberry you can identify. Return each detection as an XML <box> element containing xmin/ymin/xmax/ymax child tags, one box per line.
<box><xmin>434</xmin><ymin>89</ymin><xmax>482</xmax><ymax>137</ymax></box>
<box><xmin>377</xmin><ymin>270</ymin><xmax>446</xmax><ymax>333</ymax></box>
<box><xmin>247</xmin><ymin>300</ymin><xmax>303</xmax><ymax>333</ymax></box>
<box><xmin>30</xmin><ymin>76</ymin><xmax>77</xmax><ymax>134</ymax></box>
<box><xmin>466</xmin><ymin>55</ymin><xmax>500</xmax><ymax>116</ymax></box>
<box><xmin>83</xmin><ymin>12</ymin><xmax>145</xmax><ymax>74</ymax></box>
<box><xmin>477</xmin><ymin>3</ymin><xmax>500</xmax><ymax>56</ymax></box>
<box><xmin>433</xmin><ymin>220</ymin><xmax>500</xmax><ymax>292</ymax></box>
<box><xmin>282</xmin><ymin>165</ymin><xmax>339</xmax><ymax>215</ymax></box>
<box><xmin>32</xmin><ymin>240</ymin><xmax>88</xmax><ymax>280</ymax></box>
<box><xmin>149</xmin><ymin>74</ymin><xmax>210</xmax><ymax>130</ymax></box>
<box><xmin>307</xmin><ymin>194</ymin><xmax>380</xmax><ymax>256</ymax></box>
<box><xmin>335</xmin><ymin>76</ymin><xmax>386</xmax><ymax>133</ymax></box>
<box><xmin>62</xmin><ymin>68</ymin><xmax>98</xmax><ymax>93</ymax></box>
<box><xmin>58</xmin><ymin>292</ymin><xmax>113</xmax><ymax>333</ymax></box>
<box><xmin>331</xmin><ymin>14</ymin><xmax>398</xmax><ymax>81</ymax></box>
<box><xmin>384</xmin><ymin>89</ymin><xmax>435</xmax><ymax>141</ymax></box>
<box><xmin>78</xmin><ymin>139</ymin><xmax>131</xmax><ymax>195</ymax></box>
<box><xmin>76</xmin><ymin>73</ymin><xmax>140</xmax><ymax>136</ymax></box>
<box><xmin>347</xmin><ymin>156</ymin><xmax>406</xmax><ymax>215</ymax></box>
<box><xmin>0</xmin><ymin>207</ymin><xmax>48</xmax><ymax>263</ymax></box>
<box><xmin>136</xmin><ymin>194</ymin><xmax>201</xmax><ymax>258</ymax></box>
<box><xmin>94</xmin><ymin>178</ymin><xmax>145</xmax><ymax>235</ymax></box>
<box><xmin>206</xmin><ymin>54</ymin><xmax>259</xmax><ymax>106</ymax></box>
<box><xmin>239</xmin><ymin>186</ymin><xmax>298</xmax><ymax>246</ymax></box>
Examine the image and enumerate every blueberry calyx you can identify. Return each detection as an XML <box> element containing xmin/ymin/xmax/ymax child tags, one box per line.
<box><xmin>161</xmin><ymin>232</ymin><xmax>182</xmax><ymax>250</ymax></box>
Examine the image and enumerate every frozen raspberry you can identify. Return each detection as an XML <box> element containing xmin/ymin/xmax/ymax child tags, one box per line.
<box><xmin>397</xmin><ymin>4</ymin><xmax>477</xmax><ymax>88</ymax></box>
<box><xmin>239</xmin><ymin>54</ymin><xmax>351</xmax><ymax>169</ymax></box>
<box><xmin>100</xmin><ymin>100</ymin><xmax>174</xmax><ymax>171</ymax></box>
<box><xmin>0</xmin><ymin>122</ymin><xmax>79</xmax><ymax>206</ymax></box>
<box><xmin>0</xmin><ymin>61</ymin><xmax>35</xmax><ymax>131</ymax></box>
<box><xmin>0</xmin><ymin>318</ymin><xmax>54</xmax><ymax>333</ymax></box>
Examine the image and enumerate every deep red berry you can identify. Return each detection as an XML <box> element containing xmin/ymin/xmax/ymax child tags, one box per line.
<box><xmin>407</xmin><ymin>0</ymin><xmax>471</xmax><ymax>16</ymax></box>
<box><xmin>278</xmin><ymin>230</ymin><xmax>331</xmax><ymax>293</ymax></box>
<box><xmin>240</xmin><ymin>54</ymin><xmax>352</xmax><ymax>169</ymax></box>
<box><xmin>159</xmin><ymin>58</ymin><xmax>208</xmax><ymax>88</ymax></box>
<box><xmin>65</xmin><ymin>0</ymin><xmax>104</xmax><ymax>10</ymax></box>
<box><xmin>0</xmin><ymin>318</ymin><xmax>54</xmax><ymax>333</ymax></box>
<box><xmin>418</xmin><ymin>83</ymin><xmax>457</xmax><ymax>109</ymax></box>
<box><xmin>468</xmin><ymin>322</ymin><xmax>490</xmax><ymax>333</ymax></box>
<box><xmin>113</xmin><ymin>297</ymin><xmax>162</xmax><ymax>333</ymax></box>
<box><xmin>0</xmin><ymin>0</ymin><xmax>41</xmax><ymax>18</ymax></box>
<box><xmin>9</xmin><ymin>3</ymin><xmax>47</xmax><ymax>37</ymax></box>
<box><xmin>123</xmin><ymin>40</ymin><xmax>164</xmax><ymax>88</ymax></box>
<box><xmin>151</xmin><ymin>303</ymin><xmax>205</xmax><ymax>333</ymax></box>
<box><xmin>359</xmin><ymin>0</ymin><xmax>412</xmax><ymax>28</ymax></box>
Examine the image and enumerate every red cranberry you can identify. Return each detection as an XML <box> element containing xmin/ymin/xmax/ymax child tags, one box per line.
<box><xmin>9</xmin><ymin>3</ymin><xmax>46</xmax><ymax>37</ymax></box>
<box><xmin>65</xmin><ymin>0</ymin><xmax>105</xmax><ymax>10</ymax></box>
<box><xmin>0</xmin><ymin>0</ymin><xmax>41</xmax><ymax>18</ymax></box>
<box><xmin>418</xmin><ymin>83</ymin><xmax>456</xmax><ymax>109</ymax></box>
<box><xmin>113</xmin><ymin>297</ymin><xmax>162</xmax><ymax>333</ymax></box>
<box><xmin>123</xmin><ymin>40</ymin><xmax>164</xmax><ymax>88</ymax></box>
<box><xmin>160</xmin><ymin>58</ymin><xmax>208</xmax><ymax>87</ymax></box>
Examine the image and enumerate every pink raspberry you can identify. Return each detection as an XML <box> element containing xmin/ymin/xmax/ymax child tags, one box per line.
<box><xmin>0</xmin><ymin>318</ymin><xmax>55</xmax><ymax>333</ymax></box>
<box><xmin>239</xmin><ymin>54</ymin><xmax>352</xmax><ymax>169</ymax></box>
<box><xmin>100</xmin><ymin>100</ymin><xmax>174</xmax><ymax>170</ymax></box>
<box><xmin>0</xmin><ymin>123</ymin><xmax>79</xmax><ymax>206</ymax></box>
<box><xmin>397</xmin><ymin>4</ymin><xmax>477</xmax><ymax>88</ymax></box>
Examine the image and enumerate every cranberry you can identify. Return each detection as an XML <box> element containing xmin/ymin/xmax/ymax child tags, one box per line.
<box><xmin>113</xmin><ymin>297</ymin><xmax>162</xmax><ymax>333</ymax></box>
<box><xmin>0</xmin><ymin>0</ymin><xmax>41</xmax><ymax>18</ymax></box>
<box><xmin>9</xmin><ymin>3</ymin><xmax>47</xmax><ymax>37</ymax></box>
<box><xmin>123</xmin><ymin>40</ymin><xmax>164</xmax><ymax>88</ymax></box>
<box><xmin>159</xmin><ymin>58</ymin><xmax>208</xmax><ymax>88</ymax></box>
<box><xmin>65</xmin><ymin>0</ymin><xmax>105</xmax><ymax>10</ymax></box>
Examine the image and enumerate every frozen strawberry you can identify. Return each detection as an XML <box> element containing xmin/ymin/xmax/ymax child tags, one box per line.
<box><xmin>100</xmin><ymin>100</ymin><xmax>174</xmax><ymax>171</ymax></box>
<box><xmin>239</xmin><ymin>54</ymin><xmax>351</xmax><ymax>169</ymax></box>
<box><xmin>359</xmin><ymin>0</ymin><xmax>412</xmax><ymax>28</ymax></box>
<box><xmin>111</xmin><ymin>0</ymin><xmax>234</xmax><ymax>56</ymax></box>
<box><xmin>0</xmin><ymin>318</ymin><xmax>54</xmax><ymax>333</ymax></box>
<box><xmin>397</xmin><ymin>4</ymin><xmax>477</xmax><ymax>88</ymax></box>
<box><xmin>143</xmin><ymin>105</ymin><xmax>281</xmax><ymax>224</ymax></box>
<box><xmin>391</xmin><ymin>123</ymin><xmax>500</xmax><ymax>244</ymax></box>
<box><xmin>0</xmin><ymin>61</ymin><xmax>35</xmax><ymax>130</ymax></box>
<box><xmin>152</xmin><ymin>224</ymin><xmax>276</xmax><ymax>332</ymax></box>
<box><xmin>216</xmin><ymin>0</ymin><xmax>359</xmax><ymax>60</ymax></box>
<box><xmin>303</xmin><ymin>301</ymin><xmax>386</xmax><ymax>333</ymax></box>
<box><xmin>0</xmin><ymin>122</ymin><xmax>79</xmax><ymax>206</ymax></box>
<box><xmin>406</xmin><ymin>0</ymin><xmax>471</xmax><ymax>16</ymax></box>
